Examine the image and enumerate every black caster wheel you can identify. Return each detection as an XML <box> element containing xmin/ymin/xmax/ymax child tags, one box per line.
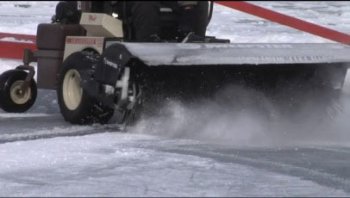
<box><xmin>0</xmin><ymin>69</ymin><xmax>37</xmax><ymax>112</ymax></box>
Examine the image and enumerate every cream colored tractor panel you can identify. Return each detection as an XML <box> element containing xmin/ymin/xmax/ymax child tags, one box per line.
<box><xmin>80</xmin><ymin>12</ymin><xmax>124</xmax><ymax>37</ymax></box>
<box><xmin>64</xmin><ymin>12</ymin><xmax>124</xmax><ymax>60</ymax></box>
<box><xmin>63</xmin><ymin>36</ymin><xmax>104</xmax><ymax>60</ymax></box>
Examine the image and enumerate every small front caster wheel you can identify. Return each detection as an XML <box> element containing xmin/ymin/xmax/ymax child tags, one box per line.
<box><xmin>0</xmin><ymin>70</ymin><xmax>37</xmax><ymax>112</ymax></box>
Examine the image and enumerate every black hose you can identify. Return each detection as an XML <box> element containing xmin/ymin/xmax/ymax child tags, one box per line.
<box><xmin>207</xmin><ymin>1</ymin><xmax>214</xmax><ymax>26</ymax></box>
<box><xmin>122</xmin><ymin>2</ymin><xmax>132</xmax><ymax>41</ymax></box>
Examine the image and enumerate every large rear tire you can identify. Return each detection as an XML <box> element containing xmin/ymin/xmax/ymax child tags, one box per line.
<box><xmin>57</xmin><ymin>52</ymin><xmax>114</xmax><ymax>125</ymax></box>
<box><xmin>0</xmin><ymin>70</ymin><xmax>37</xmax><ymax>112</ymax></box>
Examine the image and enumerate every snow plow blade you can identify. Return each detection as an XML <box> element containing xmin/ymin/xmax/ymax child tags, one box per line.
<box><xmin>98</xmin><ymin>42</ymin><xmax>350</xmax><ymax>96</ymax></box>
<box><xmin>93</xmin><ymin>42</ymin><xmax>350</xmax><ymax>114</ymax></box>
<box><xmin>116</xmin><ymin>42</ymin><xmax>350</xmax><ymax>66</ymax></box>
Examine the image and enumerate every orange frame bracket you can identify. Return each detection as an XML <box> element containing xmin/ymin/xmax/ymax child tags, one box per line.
<box><xmin>0</xmin><ymin>32</ymin><xmax>36</xmax><ymax>59</ymax></box>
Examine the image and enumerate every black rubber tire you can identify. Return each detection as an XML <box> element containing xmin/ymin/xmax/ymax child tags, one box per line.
<box><xmin>57</xmin><ymin>52</ymin><xmax>114</xmax><ymax>125</ymax></box>
<box><xmin>0</xmin><ymin>69</ymin><xmax>37</xmax><ymax>113</ymax></box>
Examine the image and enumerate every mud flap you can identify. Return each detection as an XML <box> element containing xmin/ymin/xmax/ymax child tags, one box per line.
<box><xmin>95</xmin><ymin>43</ymin><xmax>133</xmax><ymax>86</ymax></box>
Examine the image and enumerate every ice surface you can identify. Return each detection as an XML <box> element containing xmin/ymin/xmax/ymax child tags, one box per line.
<box><xmin>0</xmin><ymin>133</ymin><xmax>348</xmax><ymax>196</ymax></box>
